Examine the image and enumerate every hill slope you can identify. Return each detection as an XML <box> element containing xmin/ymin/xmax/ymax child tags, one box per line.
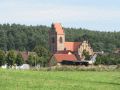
<box><xmin>0</xmin><ymin>23</ymin><xmax>120</xmax><ymax>52</ymax></box>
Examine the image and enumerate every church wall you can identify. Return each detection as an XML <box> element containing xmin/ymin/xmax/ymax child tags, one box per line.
<box><xmin>56</xmin><ymin>35</ymin><xmax>65</xmax><ymax>51</ymax></box>
<box><xmin>49</xmin><ymin>31</ymin><xmax>57</xmax><ymax>53</ymax></box>
<box><xmin>78</xmin><ymin>41</ymin><xmax>94</xmax><ymax>58</ymax></box>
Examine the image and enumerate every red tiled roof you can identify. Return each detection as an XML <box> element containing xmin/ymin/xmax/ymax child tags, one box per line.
<box><xmin>56</xmin><ymin>50</ymin><xmax>72</xmax><ymax>54</ymax></box>
<box><xmin>20</xmin><ymin>52</ymin><xmax>37</xmax><ymax>61</ymax></box>
<box><xmin>6</xmin><ymin>51</ymin><xmax>36</xmax><ymax>61</ymax></box>
<box><xmin>64</xmin><ymin>42</ymin><xmax>81</xmax><ymax>52</ymax></box>
<box><xmin>20</xmin><ymin>52</ymin><xmax>29</xmax><ymax>61</ymax></box>
<box><xmin>54</xmin><ymin>54</ymin><xmax>77</xmax><ymax>62</ymax></box>
<box><xmin>52</xmin><ymin>23</ymin><xmax>64</xmax><ymax>34</ymax></box>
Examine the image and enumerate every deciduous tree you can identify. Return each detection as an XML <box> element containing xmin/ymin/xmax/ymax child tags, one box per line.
<box><xmin>0</xmin><ymin>50</ymin><xmax>5</xmax><ymax>66</ymax></box>
<box><xmin>6</xmin><ymin>50</ymin><xmax>16</xmax><ymax>67</ymax></box>
<box><xmin>15</xmin><ymin>53</ymin><xmax>24</xmax><ymax>66</ymax></box>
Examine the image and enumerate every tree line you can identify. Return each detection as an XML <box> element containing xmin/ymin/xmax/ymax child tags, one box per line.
<box><xmin>0</xmin><ymin>45</ymin><xmax>51</xmax><ymax>67</ymax></box>
<box><xmin>0</xmin><ymin>23</ymin><xmax>120</xmax><ymax>53</ymax></box>
<box><xmin>0</xmin><ymin>50</ymin><xmax>24</xmax><ymax>67</ymax></box>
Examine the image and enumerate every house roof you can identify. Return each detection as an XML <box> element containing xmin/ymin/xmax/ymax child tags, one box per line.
<box><xmin>56</xmin><ymin>50</ymin><xmax>72</xmax><ymax>54</ymax></box>
<box><xmin>20</xmin><ymin>52</ymin><xmax>29</xmax><ymax>61</ymax></box>
<box><xmin>20</xmin><ymin>52</ymin><xmax>37</xmax><ymax>61</ymax></box>
<box><xmin>52</xmin><ymin>23</ymin><xmax>64</xmax><ymax>35</ymax></box>
<box><xmin>54</xmin><ymin>54</ymin><xmax>77</xmax><ymax>62</ymax></box>
<box><xmin>64</xmin><ymin>42</ymin><xmax>81</xmax><ymax>52</ymax></box>
<box><xmin>15</xmin><ymin>51</ymin><xmax>36</xmax><ymax>61</ymax></box>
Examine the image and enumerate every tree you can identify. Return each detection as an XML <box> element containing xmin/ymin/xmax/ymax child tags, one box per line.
<box><xmin>33</xmin><ymin>45</ymin><xmax>50</xmax><ymax>57</ymax></box>
<box><xmin>82</xmin><ymin>50</ymin><xmax>90</xmax><ymax>60</ymax></box>
<box><xmin>95</xmin><ymin>53</ymin><xmax>120</xmax><ymax>65</ymax></box>
<box><xmin>15</xmin><ymin>53</ymin><xmax>24</xmax><ymax>66</ymax></box>
<box><xmin>28</xmin><ymin>54</ymin><xmax>38</xmax><ymax>66</ymax></box>
<box><xmin>6</xmin><ymin>50</ymin><xmax>16</xmax><ymax>67</ymax></box>
<box><xmin>0</xmin><ymin>50</ymin><xmax>6</xmax><ymax>66</ymax></box>
<box><xmin>38</xmin><ymin>56</ymin><xmax>46</xmax><ymax>67</ymax></box>
<box><xmin>28</xmin><ymin>54</ymin><xmax>34</xmax><ymax>66</ymax></box>
<box><xmin>0</xmin><ymin>23</ymin><xmax>120</xmax><ymax>53</ymax></box>
<box><xmin>33</xmin><ymin>45</ymin><xmax>51</xmax><ymax>66</ymax></box>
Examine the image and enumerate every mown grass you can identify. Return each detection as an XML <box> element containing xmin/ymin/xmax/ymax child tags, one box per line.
<box><xmin>0</xmin><ymin>69</ymin><xmax>120</xmax><ymax>90</ymax></box>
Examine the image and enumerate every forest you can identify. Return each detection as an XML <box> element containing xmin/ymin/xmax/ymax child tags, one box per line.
<box><xmin>0</xmin><ymin>23</ymin><xmax>120</xmax><ymax>52</ymax></box>
<box><xmin>0</xmin><ymin>23</ymin><xmax>120</xmax><ymax>65</ymax></box>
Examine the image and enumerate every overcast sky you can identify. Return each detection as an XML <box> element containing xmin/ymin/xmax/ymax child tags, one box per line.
<box><xmin>0</xmin><ymin>0</ymin><xmax>120</xmax><ymax>31</ymax></box>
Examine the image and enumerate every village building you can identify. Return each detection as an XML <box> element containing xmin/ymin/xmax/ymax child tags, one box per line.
<box><xmin>49</xmin><ymin>23</ymin><xmax>94</xmax><ymax>66</ymax></box>
<box><xmin>114</xmin><ymin>48</ymin><xmax>120</xmax><ymax>54</ymax></box>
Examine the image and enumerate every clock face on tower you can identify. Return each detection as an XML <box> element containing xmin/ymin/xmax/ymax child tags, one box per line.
<box><xmin>59</xmin><ymin>37</ymin><xmax>63</xmax><ymax>43</ymax></box>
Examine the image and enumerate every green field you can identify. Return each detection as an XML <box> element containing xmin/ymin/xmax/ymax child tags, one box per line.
<box><xmin>0</xmin><ymin>69</ymin><xmax>120</xmax><ymax>90</ymax></box>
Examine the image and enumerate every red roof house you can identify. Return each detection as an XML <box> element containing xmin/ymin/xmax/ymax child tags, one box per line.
<box><xmin>54</xmin><ymin>54</ymin><xmax>77</xmax><ymax>62</ymax></box>
<box><xmin>49</xmin><ymin>53</ymin><xmax>78</xmax><ymax>66</ymax></box>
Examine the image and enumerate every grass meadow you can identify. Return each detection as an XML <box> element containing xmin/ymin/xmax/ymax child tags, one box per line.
<box><xmin>0</xmin><ymin>69</ymin><xmax>120</xmax><ymax>90</ymax></box>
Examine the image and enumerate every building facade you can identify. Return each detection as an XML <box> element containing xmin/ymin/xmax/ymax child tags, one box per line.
<box><xmin>49</xmin><ymin>23</ymin><xmax>65</xmax><ymax>53</ymax></box>
<box><xmin>49</xmin><ymin>23</ymin><xmax>94</xmax><ymax>66</ymax></box>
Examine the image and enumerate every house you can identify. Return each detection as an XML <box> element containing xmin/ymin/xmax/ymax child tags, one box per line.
<box><xmin>49</xmin><ymin>53</ymin><xmax>77</xmax><ymax>66</ymax></box>
<box><xmin>49</xmin><ymin>23</ymin><xmax>94</xmax><ymax>66</ymax></box>
<box><xmin>114</xmin><ymin>48</ymin><xmax>120</xmax><ymax>54</ymax></box>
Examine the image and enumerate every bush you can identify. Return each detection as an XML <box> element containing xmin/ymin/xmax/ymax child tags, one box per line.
<box><xmin>29</xmin><ymin>65</ymin><xmax>120</xmax><ymax>72</ymax></box>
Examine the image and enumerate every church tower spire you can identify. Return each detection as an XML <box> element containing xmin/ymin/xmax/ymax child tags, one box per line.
<box><xmin>49</xmin><ymin>23</ymin><xmax>65</xmax><ymax>53</ymax></box>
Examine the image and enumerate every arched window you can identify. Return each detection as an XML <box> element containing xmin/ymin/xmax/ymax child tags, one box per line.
<box><xmin>59</xmin><ymin>37</ymin><xmax>63</xmax><ymax>43</ymax></box>
<box><xmin>64</xmin><ymin>48</ymin><xmax>66</xmax><ymax>51</ymax></box>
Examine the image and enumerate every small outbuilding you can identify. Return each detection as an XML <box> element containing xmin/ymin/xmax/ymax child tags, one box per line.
<box><xmin>49</xmin><ymin>53</ymin><xmax>77</xmax><ymax>66</ymax></box>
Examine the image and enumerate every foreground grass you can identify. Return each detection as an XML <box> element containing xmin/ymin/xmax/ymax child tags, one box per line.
<box><xmin>0</xmin><ymin>69</ymin><xmax>120</xmax><ymax>90</ymax></box>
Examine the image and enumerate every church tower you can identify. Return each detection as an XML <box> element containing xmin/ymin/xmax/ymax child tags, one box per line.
<box><xmin>49</xmin><ymin>23</ymin><xmax>65</xmax><ymax>53</ymax></box>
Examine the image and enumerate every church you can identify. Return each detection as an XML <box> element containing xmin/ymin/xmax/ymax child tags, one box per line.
<box><xmin>49</xmin><ymin>23</ymin><xmax>94</xmax><ymax>66</ymax></box>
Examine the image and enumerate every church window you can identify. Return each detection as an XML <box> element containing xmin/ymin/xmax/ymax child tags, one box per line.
<box><xmin>64</xmin><ymin>48</ymin><xmax>66</xmax><ymax>51</ymax></box>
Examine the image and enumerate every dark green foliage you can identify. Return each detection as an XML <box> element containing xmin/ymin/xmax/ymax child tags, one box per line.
<box><xmin>15</xmin><ymin>53</ymin><xmax>24</xmax><ymax>66</ymax></box>
<box><xmin>28</xmin><ymin>54</ymin><xmax>38</xmax><ymax>66</ymax></box>
<box><xmin>95</xmin><ymin>53</ymin><xmax>120</xmax><ymax>65</ymax></box>
<box><xmin>33</xmin><ymin>45</ymin><xmax>50</xmax><ymax>57</ymax></box>
<box><xmin>0</xmin><ymin>50</ymin><xmax>5</xmax><ymax>66</ymax></box>
<box><xmin>0</xmin><ymin>23</ymin><xmax>120</xmax><ymax>53</ymax></box>
<box><xmin>6</xmin><ymin>50</ymin><xmax>16</xmax><ymax>66</ymax></box>
<box><xmin>0</xmin><ymin>24</ymin><xmax>49</xmax><ymax>51</ymax></box>
<box><xmin>33</xmin><ymin>45</ymin><xmax>51</xmax><ymax>66</ymax></box>
<box><xmin>82</xmin><ymin>50</ymin><xmax>90</xmax><ymax>60</ymax></box>
<box><xmin>28</xmin><ymin>54</ymin><xmax>35</xmax><ymax>66</ymax></box>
